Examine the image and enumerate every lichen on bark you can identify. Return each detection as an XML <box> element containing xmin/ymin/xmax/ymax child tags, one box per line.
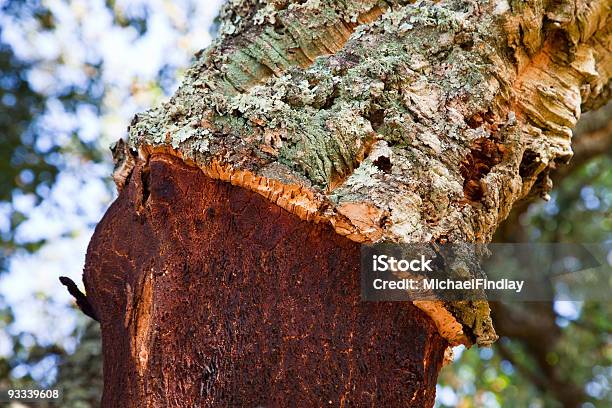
<box><xmin>118</xmin><ymin>0</ymin><xmax>611</xmax><ymax>346</ymax></box>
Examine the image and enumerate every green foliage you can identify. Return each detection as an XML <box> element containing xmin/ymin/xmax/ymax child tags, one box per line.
<box><xmin>0</xmin><ymin>41</ymin><xmax>54</xmax><ymax>203</ymax></box>
<box><xmin>51</xmin><ymin>321</ymin><xmax>103</xmax><ymax>408</ymax></box>
<box><xmin>438</xmin><ymin>155</ymin><xmax>612</xmax><ymax>407</ymax></box>
<box><xmin>0</xmin><ymin>37</ymin><xmax>57</xmax><ymax>262</ymax></box>
<box><xmin>0</xmin><ymin>0</ymin><xmax>108</xmax><ymax>266</ymax></box>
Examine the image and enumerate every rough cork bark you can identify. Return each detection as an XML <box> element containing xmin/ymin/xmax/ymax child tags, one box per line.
<box><xmin>82</xmin><ymin>0</ymin><xmax>610</xmax><ymax>406</ymax></box>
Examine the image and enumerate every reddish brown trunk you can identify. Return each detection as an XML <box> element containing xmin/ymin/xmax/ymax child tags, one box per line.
<box><xmin>83</xmin><ymin>154</ymin><xmax>447</xmax><ymax>407</ymax></box>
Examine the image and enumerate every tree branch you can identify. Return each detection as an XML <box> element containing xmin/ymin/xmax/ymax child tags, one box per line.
<box><xmin>59</xmin><ymin>276</ymin><xmax>99</xmax><ymax>322</ymax></box>
<box><xmin>553</xmin><ymin>101</ymin><xmax>612</xmax><ymax>183</ymax></box>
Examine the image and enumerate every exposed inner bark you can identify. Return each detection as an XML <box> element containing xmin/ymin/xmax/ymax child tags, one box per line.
<box><xmin>84</xmin><ymin>154</ymin><xmax>447</xmax><ymax>407</ymax></box>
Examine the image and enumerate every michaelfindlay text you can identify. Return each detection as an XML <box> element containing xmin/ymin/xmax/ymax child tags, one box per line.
<box><xmin>372</xmin><ymin>278</ymin><xmax>525</xmax><ymax>293</ymax></box>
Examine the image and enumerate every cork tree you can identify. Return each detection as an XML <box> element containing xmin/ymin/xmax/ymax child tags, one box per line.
<box><xmin>66</xmin><ymin>1</ymin><xmax>611</xmax><ymax>406</ymax></box>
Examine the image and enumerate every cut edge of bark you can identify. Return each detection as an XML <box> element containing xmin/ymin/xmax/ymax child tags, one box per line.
<box><xmin>134</xmin><ymin>143</ymin><xmax>385</xmax><ymax>243</ymax></box>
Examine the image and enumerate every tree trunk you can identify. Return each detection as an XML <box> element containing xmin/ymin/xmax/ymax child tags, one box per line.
<box><xmin>85</xmin><ymin>154</ymin><xmax>447</xmax><ymax>406</ymax></box>
<box><xmin>81</xmin><ymin>1</ymin><xmax>610</xmax><ymax>406</ymax></box>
